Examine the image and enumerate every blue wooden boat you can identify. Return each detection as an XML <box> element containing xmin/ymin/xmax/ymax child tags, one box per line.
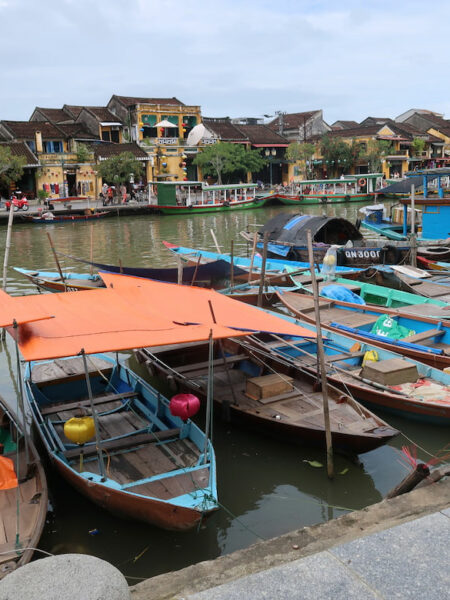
<box><xmin>255</xmin><ymin>312</ymin><xmax>450</xmax><ymax>425</ymax></box>
<box><xmin>276</xmin><ymin>289</ymin><xmax>450</xmax><ymax>369</ymax></box>
<box><xmin>25</xmin><ymin>353</ymin><xmax>218</xmax><ymax>531</ymax></box>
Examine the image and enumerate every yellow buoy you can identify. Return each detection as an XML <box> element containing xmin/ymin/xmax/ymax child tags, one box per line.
<box><xmin>64</xmin><ymin>416</ymin><xmax>95</xmax><ymax>445</ymax></box>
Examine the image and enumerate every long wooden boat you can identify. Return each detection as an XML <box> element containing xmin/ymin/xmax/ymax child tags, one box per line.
<box><xmin>26</xmin><ymin>211</ymin><xmax>109</xmax><ymax>224</ymax></box>
<box><xmin>253</xmin><ymin>313</ymin><xmax>450</xmax><ymax>425</ymax></box>
<box><xmin>274</xmin><ymin>174</ymin><xmax>383</xmax><ymax>206</ymax></box>
<box><xmin>24</xmin><ymin>354</ymin><xmax>218</xmax><ymax>531</ymax></box>
<box><xmin>276</xmin><ymin>289</ymin><xmax>450</xmax><ymax>369</ymax></box>
<box><xmin>0</xmin><ymin>397</ymin><xmax>47</xmax><ymax>579</ymax></box>
<box><xmin>136</xmin><ymin>340</ymin><xmax>399</xmax><ymax>455</ymax></box>
<box><xmin>150</xmin><ymin>181</ymin><xmax>269</xmax><ymax>215</ymax></box>
<box><xmin>13</xmin><ymin>259</ymin><xmax>248</xmax><ymax>293</ymax></box>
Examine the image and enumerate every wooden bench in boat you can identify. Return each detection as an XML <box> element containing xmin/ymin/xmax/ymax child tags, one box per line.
<box><xmin>402</xmin><ymin>329</ymin><xmax>445</xmax><ymax>344</ymax></box>
<box><xmin>325</xmin><ymin>351</ymin><xmax>366</xmax><ymax>363</ymax></box>
<box><xmin>31</xmin><ymin>356</ymin><xmax>113</xmax><ymax>388</ymax></box>
<box><xmin>176</xmin><ymin>353</ymin><xmax>247</xmax><ymax>374</ymax></box>
<box><xmin>63</xmin><ymin>427</ymin><xmax>181</xmax><ymax>459</ymax></box>
<box><xmin>40</xmin><ymin>391</ymin><xmax>138</xmax><ymax>416</ymax></box>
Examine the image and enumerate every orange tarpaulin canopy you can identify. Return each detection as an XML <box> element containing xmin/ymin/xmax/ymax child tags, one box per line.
<box><xmin>0</xmin><ymin>456</ymin><xmax>18</xmax><ymax>490</ymax></box>
<box><xmin>3</xmin><ymin>273</ymin><xmax>315</xmax><ymax>361</ymax></box>
<box><xmin>0</xmin><ymin>289</ymin><xmax>54</xmax><ymax>328</ymax></box>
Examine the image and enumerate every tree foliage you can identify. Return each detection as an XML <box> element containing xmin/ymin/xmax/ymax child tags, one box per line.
<box><xmin>76</xmin><ymin>143</ymin><xmax>91</xmax><ymax>163</ymax></box>
<box><xmin>0</xmin><ymin>146</ymin><xmax>26</xmax><ymax>191</ymax></box>
<box><xmin>95</xmin><ymin>152</ymin><xmax>144</xmax><ymax>188</ymax></box>
<box><xmin>360</xmin><ymin>139</ymin><xmax>392</xmax><ymax>172</ymax></box>
<box><xmin>320</xmin><ymin>135</ymin><xmax>359</xmax><ymax>176</ymax></box>
<box><xmin>411</xmin><ymin>137</ymin><xmax>426</xmax><ymax>157</ymax></box>
<box><xmin>286</xmin><ymin>142</ymin><xmax>315</xmax><ymax>177</ymax></box>
<box><xmin>193</xmin><ymin>142</ymin><xmax>266</xmax><ymax>184</ymax></box>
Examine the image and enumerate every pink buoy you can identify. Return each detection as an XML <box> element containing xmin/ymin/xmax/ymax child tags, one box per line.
<box><xmin>169</xmin><ymin>394</ymin><xmax>200</xmax><ymax>421</ymax></box>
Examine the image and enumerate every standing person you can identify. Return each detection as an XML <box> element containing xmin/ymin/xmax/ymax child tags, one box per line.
<box><xmin>102</xmin><ymin>183</ymin><xmax>108</xmax><ymax>198</ymax></box>
<box><xmin>107</xmin><ymin>186</ymin><xmax>114</xmax><ymax>205</ymax></box>
<box><xmin>121</xmin><ymin>185</ymin><xmax>127</xmax><ymax>204</ymax></box>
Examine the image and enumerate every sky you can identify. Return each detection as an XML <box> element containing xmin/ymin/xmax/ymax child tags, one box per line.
<box><xmin>1</xmin><ymin>0</ymin><xmax>449</xmax><ymax>125</ymax></box>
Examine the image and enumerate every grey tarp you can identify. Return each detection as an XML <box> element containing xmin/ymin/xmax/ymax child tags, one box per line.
<box><xmin>378</xmin><ymin>175</ymin><xmax>429</xmax><ymax>195</ymax></box>
<box><xmin>258</xmin><ymin>213</ymin><xmax>363</xmax><ymax>246</ymax></box>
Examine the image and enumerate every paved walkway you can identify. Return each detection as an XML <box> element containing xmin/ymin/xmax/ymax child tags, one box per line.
<box><xmin>184</xmin><ymin>508</ymin><xmax>450</xmax><ymax>599</ymax></box>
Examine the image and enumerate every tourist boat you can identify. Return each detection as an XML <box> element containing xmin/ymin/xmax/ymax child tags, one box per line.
<box><xmin>0</xmin><ymin>397</ymin><xmax>48</xmax><ymax>579</ymax></box>
<box><xmin>26</xmin><ymin>211</ymin><xmax>109</xmax><ymax>224</ymax></box>
<box><xmin>273</xmin><ymin>173</ymin><xmax>383</xmax><ymax>205</ymax></box>
<box><xmin>136</xmin><ymin>340</ymin><xmax>399</xmax><ymax>455</ymax></box>
<box><xmin>251</xmin><ymin>313</ymin><xmax>450</xmax><ymax>425</ymax></box>
<box><xmin>239</xmin><ymin>213</ymin><xmax>410</xmax><ymax>266</ymax></box>
<box><xmin>149</xmin><ymin>181</ymin><xmax>268</xmax><ymax>215</ymax></box>
<box><xmin>13</xmin><ymin>259</ymin><xmax>248</xmax><ymax>293</ymax></box>
<box><xmin>276</xmin><ymin>289</ymin><xmax>450</xmax><ymax>369</ymax></box>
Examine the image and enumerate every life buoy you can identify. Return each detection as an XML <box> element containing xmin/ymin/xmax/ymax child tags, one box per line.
<box><xmin>358</xmin><ymin>178</ymin><xmax>367</xmax><ymax>187</ymax></box>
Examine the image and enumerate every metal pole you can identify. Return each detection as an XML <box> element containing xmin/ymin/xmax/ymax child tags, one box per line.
<box><xmin>306</xmin><ymin>230</ymin><xmax>334</xmax><ymax>479</ymax></box>
<box><xmin>257</xmin><ymin>232</ymin><xmax>269</xmax><ymax>307</ymax></box>
<box><xmin>81</xmin><ymin>350</ymin><xmax>106</xmax><ymax>480</ymax></box>
<box><xmin>410</xmin><ymin>184</ymin><xmax>417</xmax><ymax>267</ymax></box>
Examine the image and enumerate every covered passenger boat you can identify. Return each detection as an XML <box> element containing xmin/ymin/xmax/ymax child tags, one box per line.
<box><xmin>246</xmin><ymin>213</ymin><xmax>409</xmax><ymax>266</ymax></box>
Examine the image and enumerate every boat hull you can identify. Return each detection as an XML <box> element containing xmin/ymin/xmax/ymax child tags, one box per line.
<box><xmin>275</xmin><ymin>193</ymin><xmax>372</xmax><ymax>205</ymax></box>
<box><xmin>157</xmin><ymin>197</ymin><xmax>267</xmax><ymax>215</ymax></box>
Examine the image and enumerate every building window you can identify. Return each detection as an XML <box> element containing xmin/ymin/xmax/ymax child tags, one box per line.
<box><xmin>110</xmin><ymin>130</ymin><xmax>120</xmax><ymax>143</ymax></box>
<box><xmin>101</xmin><ymin>130</ymin><xmax>111</xmax><ymax>142</ymax></box>
<box><xmin>26</xmin><ymin>140</ymin><xmax>36</xmax><ymax>152</ymax></box>
<box><xmin>43</xmin><ymin>140</ymin><xmax>63</xmax><ymax>153</ymax></box>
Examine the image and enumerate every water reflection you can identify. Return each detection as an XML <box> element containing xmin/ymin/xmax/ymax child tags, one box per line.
<box><xmin>0</xmin><ymin>204</ymin><xmax>446</xmax><ymax>579</ymax></box>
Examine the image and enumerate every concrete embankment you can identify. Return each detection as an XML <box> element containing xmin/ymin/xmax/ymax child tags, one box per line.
<box><xmin>130</xmin><ymin>478</ymin><xmax>450</xmax><ymax>600</ymax></box>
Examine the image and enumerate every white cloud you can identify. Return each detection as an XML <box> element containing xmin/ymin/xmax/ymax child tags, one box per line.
<box><xmin>0</xmin><ymin>0</ymin><xmax>449</xmax><ymax>122</ymax></box>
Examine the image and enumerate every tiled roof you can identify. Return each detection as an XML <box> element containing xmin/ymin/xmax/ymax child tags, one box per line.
<box><xmin>33</xmin><ymin>107</ymin><xmax>73</xmax><ymax>123</ymax></box>
<box><xmin>421</xmin><ymin>114</ymin><xmax>450</xmax><ymax>136</ymax></box>
<box><xmin>1</xmin><ymin>120</ymin><xmax>65</xmax><ymax>139</ymax></box>
<box><xmin>84</xmin><ymin>107</ymin><xmax>122</xmax><ymax>122</ymax></box>
<box><xmin>331</xmin><ymin>120</ymin><xmax>359</xmax><ymax>130</ymax></box>
<box><xmin>92</xmin><ymin>142</ymin><xmax>149</xmax><ymax>160</ymax></box>
<box><xmin>57</xmin><ymin>123</ymin><xmax>99</xmax><ymax>139</ymax></box>
<box><xmin>113</xmin><ymin>95</ymin><xmax>185</xmax><ymax>107</ymax></box>
<box><xmin>63</xmin><ymin>105</ymin><xmax>85</xmax><ymax>118</ymax></box>
<box><xmin>203</xmin><ymin>118</ymin><xmax>249</xmax><ymax>141</ymax></box>
<box><xmin>0</xmin><ymin>141</ymin><xmax>39</xmax><ymax>165</ymax></box>
<box><xmin>235</xmin><ymin>124</ymin><xmax>289</xmax><ymax>145</ymax></box>
<box><xmin>268</xmin><ymin>111</ymin><xmax>319</xmax><ymax>131</ymax></box>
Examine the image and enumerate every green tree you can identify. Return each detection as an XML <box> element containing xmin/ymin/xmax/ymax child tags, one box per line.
<box><xmin>76</xmin><ymin>143</ymin><xmax>91</xmax><ymax>163</ymax></box>
<box><xmin>193</xmin><ymin>142</ymin><xmax>266</xmax><ymax>184</ymax></box>
<box><xmin>0</xmin><ymin>146</ymin><xmax>26</xmax><ymax>193</ymax></box>
<box><xmin>411</xmin><ymin>137</ymin><xmax>426</xmax><ymax>157</ymax></box>
<box><xmin>95</xmin><ymin>152</ymin><xmax>144</xmax><ymax>191</ymax></box>
<box><xmin>320</xmin><ymin>135</ymin><xmax>358</xmax><ymax>176</ymax></box>
<box><xmin>286</xmin><ymin>142</ymin><xmax>315</xmax><ymax>178</ymax></box>
<box><xmin>360</xmin><ymin>139</ymin><xmax>392</xmax><ymax>172</ymax></box>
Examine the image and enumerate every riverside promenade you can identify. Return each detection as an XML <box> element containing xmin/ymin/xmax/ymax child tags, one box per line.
<box><xmin>131</xmin><ymin>478</ymin><xmax>450</xmax><ymax>600</ymax></box>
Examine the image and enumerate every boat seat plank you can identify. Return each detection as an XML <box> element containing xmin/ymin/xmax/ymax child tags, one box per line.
<box><xmin>40</xmin><ymin>391</ymin><xmax>138</xmax><ymax>416</ymax></box>
<box><xmin>325</xmin><ymin>352</ymin><xmax>366</xmax><ymax>363</ymax></box>
<box><xmin>64</xmin><ymin>428</ymin><xmax>181</xmax><ymax>459</ymax></box>
<box><xmin>129</xmin><ymin>467</ymin><xmax>209</xmax><ymax>501</ymax></box>
<box><xmin>31</xmin><ymin>357</ymin><xmax>113</xmax><ymax>387</ymax></box>
<box><xmin>176</xmin><ymin>354</ymin><xmax>247</xmax><ymax>374</ymax></box>
<box><xmin>402</xmin><ymin>329</ymin><xmax>445</xmax><ymax>343</ymax></box>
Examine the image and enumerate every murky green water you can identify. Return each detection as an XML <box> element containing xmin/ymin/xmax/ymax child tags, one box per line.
<box><xmin>0</xmin><ymin>204</ymin><xmax>448</xmax><ymax>583</ymax></box>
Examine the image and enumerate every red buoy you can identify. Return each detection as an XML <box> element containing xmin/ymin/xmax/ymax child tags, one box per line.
<box><xmin>169</xmin><ymin>394</ymin><xmax>200</xmax><ymax>421</ymax></box>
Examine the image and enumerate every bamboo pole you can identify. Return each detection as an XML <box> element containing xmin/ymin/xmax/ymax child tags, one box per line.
<box><xmin>230</xmin><ymin>240</ymin><xmax>234</xmax><ymax>291</ymax></box>
<box><xmin>81</xmin><ymin>350</ymin><xmax>106</xmax><ymax>481</ymax></box>
<box><xmin>190</xmin><ymin>255</ymin><xmax>201</xmax><ymax>286</ymax></box>
<box><xmin>410</xmin><ymin>184</ymin><xmax>417</xmax><ymax>268</ymax></box>
<box><xmin>89</xmin><ymin>224</ymin><xmax>94</xmax><ymax>276</ymax></box>
<box><xmin>210</xmin><ymin>229</ymin><xmax>221</xmax><ymax>254</ymax></box>
<box><xmin>13</xmin><ymin>320</ymin><xmax>30</xmax><ymax>467</ymax></box>
<box><xmin>176</xmin><ymin>256</ymin><xmax>183</xmax><ymax>284</ymax></box>
<box><xmin>46</xmin><ymin>232</ymin><xmax>66</xmax><ymax>291</ymax></box>
<box><xmin>247</xmin><ymin>232</ymin><xmax>258</xmax><ymax>283</ymax></box>
<box><xmin>257</xmin><ymin>232</ymin><xmax>269</xmax><ymax>307</ymax></box>
<box><xmin>306</xmin><ymin>229</ymin><xmax>333</xmax><ymax>479</ymax></box>
<box><xmin>1</xmin><ymin>205</ymin><xmax>14</xmax><ymax>339</ymax></box>
<box><xmin>203</xmin><ymin>330</ymin><xmax>214</xmax><ymax>463</ymax></box>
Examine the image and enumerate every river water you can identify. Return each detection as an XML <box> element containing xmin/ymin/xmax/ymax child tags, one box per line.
<box><xmin>0</xmin><ymin>203</ymin><xmax>448</xmax><ymax>583</ymax></box>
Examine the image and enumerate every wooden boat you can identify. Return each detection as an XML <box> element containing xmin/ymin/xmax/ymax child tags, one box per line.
<box><xmin>6</xmin><ymin>271</ymin><xmax>322</xmax><ymax>529</ymax></box>
<box><xmin>253</xmin><ymin>313</ymin><xmax>450</xmax><ymax>425</ymax></box>
<box><xmin>136</xmin><ymin>340</ymin><xmax>399</xmax><ymax>455</ymax></box>
<box><xmin>13</xmin><ymin>259</ymin><xmax>248</xmax><ymax>293</ymax></box>
<box><xmin>27</xmin><ymin>211</ymin><xmax>109</xmax><ymax>224</ymax></box>
<box><xmin>273</xmin><ymin>174</ymin><xmax>382</xmax><ymax>205</ymax></box>
<box><xmin>0</xmin><ymin>397</ymin><xmax>47</xmax><ymax>579</ymax></box>
<box><xmin>150</xmin><ymin>181</ymin><xmax>269</xmax><ymax>215</ymax></box>
<box><xmin>276</xmin><ymin>289</ymin><xmax>450</xmax><ymax>369</ymax></box>
<box><xmin>239</xmin><ymin>212</ymin><xmax>410</xmax><ymax>266</ymax></box>
<box><xmin>25</xmin><ymin>354</ymin><xmax>218</xmax><ymax>531</ymax></box>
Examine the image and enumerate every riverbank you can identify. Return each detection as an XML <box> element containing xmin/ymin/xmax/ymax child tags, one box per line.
<box><xmin>130</xmin><ymin>477</ymin><xmax>450</xmax><ymax>599</ymax></box>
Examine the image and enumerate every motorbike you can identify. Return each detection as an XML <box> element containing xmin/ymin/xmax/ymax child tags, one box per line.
<box><xmin>5</xmin><ymin>196</ymin><xmax>29</xmax><ymax>211</ymax></box>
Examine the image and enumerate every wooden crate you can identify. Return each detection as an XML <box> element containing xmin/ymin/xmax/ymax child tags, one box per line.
<box><xmin>361</xmin><ymin>358</ymin><xmax>418</xmax><ymax>386</ymax></box>
<box><xmin>246</xmin><ymin>374</ymin><xmax>294</xmax><ymax>400</ymax></box>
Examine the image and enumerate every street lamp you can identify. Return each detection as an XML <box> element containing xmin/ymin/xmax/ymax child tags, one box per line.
<box><xmin>265</xmin><ymin>148</ymin><xmax>277</xmax><ymax>186</ymax></box>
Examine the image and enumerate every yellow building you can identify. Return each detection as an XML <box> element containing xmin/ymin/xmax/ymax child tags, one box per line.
<box><xmin>107</xmin><ymin>96</ymin><xmax>202</xmax><ymax>182</ymax></box>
